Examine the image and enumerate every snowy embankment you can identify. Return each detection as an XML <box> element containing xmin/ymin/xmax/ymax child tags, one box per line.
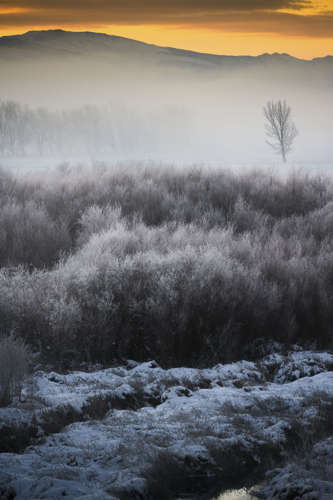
<box><xmin>0</xmin><ymin>349</ymin><xmax>332</xmax><ymax>499</ymax></box>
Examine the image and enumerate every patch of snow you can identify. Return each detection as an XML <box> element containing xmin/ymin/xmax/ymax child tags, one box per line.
<box><xmin>0</xmin><ymin>350</ymin><xmax>332</xmax><ymax>499</ymax></box>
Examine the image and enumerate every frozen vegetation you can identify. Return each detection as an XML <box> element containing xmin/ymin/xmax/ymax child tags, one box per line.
<box><xmin>0</xmin><ymin>163</ymin><xmax>333</xmax><ymax>365</ymax></box>
<box><xmin>0</xmin><ymin>348</ymin><xmax>332</xmax><ymax>499</ymax></box>
<box><xmin>0</xmin><ymin>162</ymin><xmax>333</xmax><ymax>498</ymax></box>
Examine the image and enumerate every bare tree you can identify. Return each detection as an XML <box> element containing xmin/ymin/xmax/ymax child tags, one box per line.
<box><xmin>264</xmin><ymin>100</ymin><xmax>298</xmax><ymax>162</ymax></box>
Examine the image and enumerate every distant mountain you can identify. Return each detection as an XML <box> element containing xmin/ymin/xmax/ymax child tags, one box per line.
<box><xmin>0</xmin><ymin>29</ymin><xmax>332</xmax><ymax>112</ymax></box>
<box><xmin>0</xmin><ymin>30</ymin><xmax>159</xmax><ymax>59</ymax></box>
<box><xmin>0</xmin><ymin>29</ymin><xmax>331</xmax><ymax>70</ymax></box>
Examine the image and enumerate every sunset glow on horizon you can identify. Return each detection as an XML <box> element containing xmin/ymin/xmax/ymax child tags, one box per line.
<box><xmin>0</xmin><ymin>0</ymin><xmax>332</xmax><ymax>59</ymax></box>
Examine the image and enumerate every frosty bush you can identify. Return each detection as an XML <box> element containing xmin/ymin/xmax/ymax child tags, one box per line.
<box><xmin>0</xmin><ymin>200</ymin><xmax>71</xmax><ymax>267</ymax></box>
<box><xmin>0</xmin><ymin>334</ymin><xmax>29</xmax><ymax>406</ymax></box>
<box><xmin>0</xmin><ymin>164</ymin><xmax>332</xmax><ymax>365</ymax></box>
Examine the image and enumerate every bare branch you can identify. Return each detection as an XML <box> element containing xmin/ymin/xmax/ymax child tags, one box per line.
<box><xmin>263</xmin><ymin>100</ymin><xmax>298</xmax><ymax>162</ymax></box>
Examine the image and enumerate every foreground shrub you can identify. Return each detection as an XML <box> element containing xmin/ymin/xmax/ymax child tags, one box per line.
<box><xmin>0</xmin><ymin>200</ymin><xmax>72</xmax><ymax>268</ymax></box>
<box><xmin>0</xmin><ymin>334</ymin><xmax>29</xmax><ymax>406</ymax></box>
<box><xmin>0</xmin><ymin>165</ymin><xmax>333</xmax><ymax>365</ymax></box>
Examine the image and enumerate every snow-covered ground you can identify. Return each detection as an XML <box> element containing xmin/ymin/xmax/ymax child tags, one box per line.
<box><xmin>0</xmin><ymin>348</ymin><xmax>332</xmax><ymax>499</ymax></box>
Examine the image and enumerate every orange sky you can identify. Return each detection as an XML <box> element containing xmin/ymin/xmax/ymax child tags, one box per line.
<box><xmin>0</xmin><ymin>1</ymin><xmax>332</xmax><ymax>59</ymax></box>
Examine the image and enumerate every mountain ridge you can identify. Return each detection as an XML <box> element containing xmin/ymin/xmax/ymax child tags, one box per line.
<box><xmin>0</xmin><ymin>29</ymin><xmax>331</xmax><ymax>63</ymax></box>
<box><xmin>0</xmin><ymin>29</ymin><xmax>332</xmax><ymax>111</ymax></box>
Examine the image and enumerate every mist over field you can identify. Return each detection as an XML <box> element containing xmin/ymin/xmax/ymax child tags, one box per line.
<box><xmin>0</xmin><ymin>30</ymin><xmax>332</xmax><ymax>164</ymax></box>
<box><xmin>1</xmin><ymin>29</ymin><xmax>333</xmax><ymax>500</ymax></box>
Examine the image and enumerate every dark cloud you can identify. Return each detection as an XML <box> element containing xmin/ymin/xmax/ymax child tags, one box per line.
<box><xmin>1</xmin><ymin>0</ymin><xmax>332</xmax><ymax>38</ymax></box>
<box><xmin>0</xmin><ymin>1</ymin><xmax>313</xmax><ymax>11</ymax></box>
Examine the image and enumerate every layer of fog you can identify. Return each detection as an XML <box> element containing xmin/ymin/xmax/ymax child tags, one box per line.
<box><xmin>0</xmin><ymin>33</ymin><xmax>332</xmax><ymax>165</ymax></box>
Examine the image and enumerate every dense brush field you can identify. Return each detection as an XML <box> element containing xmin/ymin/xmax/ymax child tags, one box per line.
<box><xmin>1</xmin><ymin>163</ymin><xmax>333</xmax><ymax>367</ymax></box>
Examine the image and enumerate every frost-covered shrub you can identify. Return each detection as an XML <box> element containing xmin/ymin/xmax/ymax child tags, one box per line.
<box><xmin>0</xmin><ymin>200</ymin><xmax>71</xmax><ymax>267</ymax></box>
<box><xmin>77</xmin><ymin>204</ymin><xmax>122</xmax><ymax>246</ymax></box>
<box><xmin>0</xmin><ymin>164</ymin><xmax>333</xmax><ymax>365</ymax></box>
<box><xmin>0</xmin><ymin>267</ymin><xmax>81</xmax><ymax>362</ymax></box>
<box><xmin>0</xmin><ymin>334</ymin><xmax>29</xmax><ymax>406</ymax></box>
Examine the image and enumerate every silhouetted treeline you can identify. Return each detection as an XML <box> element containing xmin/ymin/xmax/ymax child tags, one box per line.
<box><xmin>0</xmin><ymin>101</ymin><xmax>114</xmax><ymax>156</ymax></box>
<box><xmin>0</xmin><ymin>164</ymin><xmax>332</xmax><ymax>366</ymax></box>
<box><xmin>0</xmin><ymin>101</ymin><xmax>190</xmax><ymax>157</ymax></box>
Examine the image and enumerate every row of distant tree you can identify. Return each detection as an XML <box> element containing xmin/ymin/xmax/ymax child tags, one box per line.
<box><xmin>0</xmin><ymin>101</ymin><xmax>120</xmax><ymax>156</ymax></box>
<box><xmin>0</xmin><ymin>99</ymin><xmax>297</xmax><ymax>160</ymax></box>
<box><xmin>0</xmin><ymin>100</ymin><xmax>191</xmax><ymax>157</ymax></box>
